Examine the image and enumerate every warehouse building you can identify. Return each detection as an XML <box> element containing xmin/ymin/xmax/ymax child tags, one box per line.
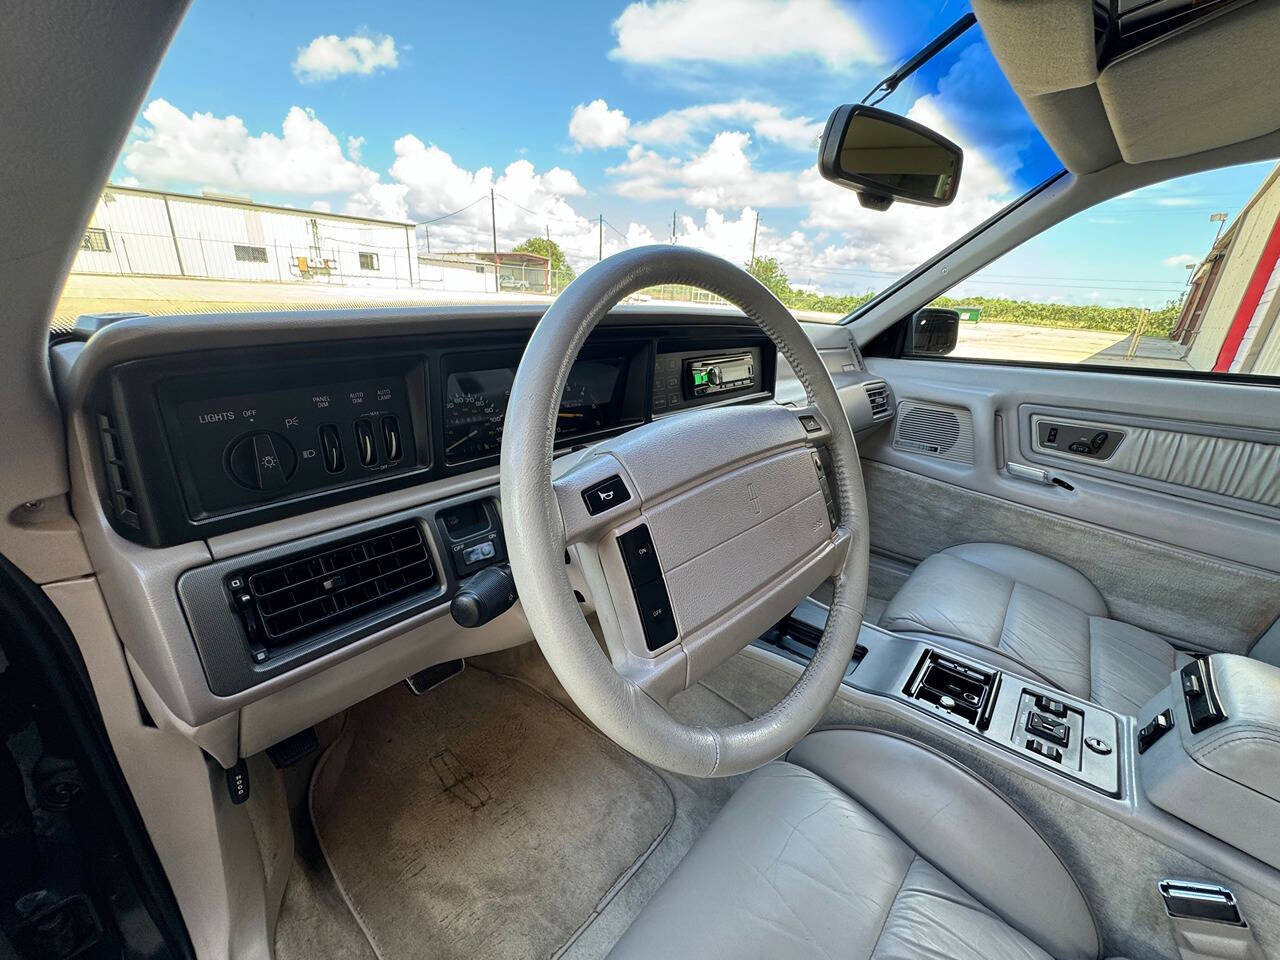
<box><xmin>1175</xmin><ymin>162</ymin><xmax>1280</xmax><ymax>375</ymax></box>
<box><xmin>73</xmin><ymin>185</ymin><xmax>419</xmax><ymax>288</ymax></box>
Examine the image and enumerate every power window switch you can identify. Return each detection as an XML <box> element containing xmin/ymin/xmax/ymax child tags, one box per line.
<box><xmin>1025</xmin><ymin>738</ymin><xmax>1063</xmax><ymax>763</ymax></box>
<box><xmin>1034</xmin><ymin>694</ymin><xmax>1068</xmax><ymax>718</ymax></box>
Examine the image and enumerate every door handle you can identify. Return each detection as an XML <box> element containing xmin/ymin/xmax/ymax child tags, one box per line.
<box><xmin>1006</xmin><ymin>462</ymin><xmax>1050</xmax><ymax>485</ymax></box>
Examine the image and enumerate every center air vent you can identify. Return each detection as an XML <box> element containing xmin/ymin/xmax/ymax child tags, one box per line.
<box><xmin>864</xmin><ymin>381</ymin><xmax>891</xmax><ymax>420</ymax></box>
<box><xmin>893</xmin><ymin>400</ymin><xmax>975</xmax><ymax>463</ymax></box>
<box><xmin>227</xmin><ymin>522</ymin><xmax>436</xmax><ymax>658</ymax></box>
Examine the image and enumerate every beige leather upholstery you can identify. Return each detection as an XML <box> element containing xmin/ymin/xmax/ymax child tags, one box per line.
<box><xmin>881</xmin><ymin>543</ymin><xmax>1189</xmax><ymax>715</ymax></box>
<box><xmin>607</xmin><ymin>729</ymin><xmax>1099</xmax><ymax>960</ymax></box>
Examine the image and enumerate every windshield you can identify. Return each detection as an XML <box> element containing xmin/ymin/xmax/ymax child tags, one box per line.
<box><xmin>55</xmin><ymin>0</ymin><xmax>1061</xmax><ymax>329</ymax></box>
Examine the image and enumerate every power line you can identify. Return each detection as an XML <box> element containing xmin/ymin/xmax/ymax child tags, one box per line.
<box><xmin>602</xmin><ymin>218</ymin><xmax>630</xmax><ymax>242</ymax></box>
<box><xmin>414</xmin><ymin>196</ymin><xmax>488</xmax><ymax>225</ymax></box>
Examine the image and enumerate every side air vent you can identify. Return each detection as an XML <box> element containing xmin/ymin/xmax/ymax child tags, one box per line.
<box><xmin>97</xmin><ymin>413</ymin><xmax>139</xmax><ymax>528</ymax></box>
<box><xmin>864</xmin><ymin>381</ymin><xmax>892</xmax><ymax>421</ymax></box>
<box><xmin>227</xmin><ymin>522</ymin><xmax>437</xmax><ymax>659</ymax></box>
<box><xmin>893</xmin><ymin>400</ymin><xmax>975</xmax><ymax>463</ymax></box>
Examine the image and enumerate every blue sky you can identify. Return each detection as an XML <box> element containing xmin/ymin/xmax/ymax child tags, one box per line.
<box><xmin>111</xmin><ymin>0</ymin><xmax>1273</xmax><ymax>304</ymax></box>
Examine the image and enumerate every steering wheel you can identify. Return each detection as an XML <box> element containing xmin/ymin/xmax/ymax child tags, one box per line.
<box><xmin>500</xmin><ymin>245</ymin><xmax>869</xmax><ymax>777</ymax></box>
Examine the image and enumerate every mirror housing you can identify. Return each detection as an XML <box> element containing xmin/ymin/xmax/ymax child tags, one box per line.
<box><xmin>909</xmin><ymin>308</ymin><xmax>960</xmax><ymax>356</ymax></box>
<box><xmin>818</xmin><ymin>104</ymin><xmax>963</xmax><ymax>209</ymax></box>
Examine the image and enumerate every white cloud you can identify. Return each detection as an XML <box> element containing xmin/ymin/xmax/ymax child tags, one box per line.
<box><xmin>346</xmin><ymin>135</ymin><xmax>365</xmax><ymax>162</ymax></box>
<box><xmin>293</xmin><ymin>33</ymin><xmax>399</xmax><ymax>82</ymax></box>
<box><xmin>123</xmin><ymin>99</ymin><xmax>381</xmax><ymax>196</ymax></box>
<box><xmin>611</xmin><ymin>0</ymin><xmax>879</xmax><ymax>69</ymax></box>
<box><xmin>631</xmin><ymin>100</ymin><xmax>822</xmax><ymax>151</ymax></box>
<box><xmin>569</xmin><ymin>99</ymin><xmax>632</xmax><ymax>149</ymax></box>
<box><xmin>1155</xmin><ymin>197</ymin><xmax>1198</xmax><ymax>207</ymax></box>
<box><xmin>609</xmin><ymin>131</ymin><xmax>804</xmax><ymax>208</ymax></box>
<box><xmin>1162</xmin><ymin>253</ymin><xmax>1198</xmax><ymax>268</ymax></box>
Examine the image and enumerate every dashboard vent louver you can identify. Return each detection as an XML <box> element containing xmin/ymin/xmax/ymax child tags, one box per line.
<box><xmin>229</xmin><ymin>523</ymin><xmax>436</xmax><ymax>655</ymax></box>
<box><xmin>97</xmin><ymin>413</ymin><xmax>139</xmax><ymax>528</ymax></box>
<box><xmin>893</xmin><ymin>401</ymin><xmax>975</xmax><ymax>463</ymax></box>
<box><xmin>864</xmin><ymin>381</ymin><xmax>891</xmax><ymax>421</ymax></box>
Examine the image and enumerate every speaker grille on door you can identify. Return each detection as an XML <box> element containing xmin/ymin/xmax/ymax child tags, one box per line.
<box><xmin>893</xmin><ymin>401</ymin><xmax>975</xmax><ymax>463</ymax></box>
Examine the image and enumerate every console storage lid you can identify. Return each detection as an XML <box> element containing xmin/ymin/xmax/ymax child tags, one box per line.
<box><xmin>1139</xmin><ymin>654</ymin><xmax>1280</xmax><ymax>869</ymax></box>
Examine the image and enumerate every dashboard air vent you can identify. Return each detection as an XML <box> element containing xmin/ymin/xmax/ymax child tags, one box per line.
<box><xmin>864</xmin><ymin>381</ymin><xmax>891</xmax><ymax>421</ymax></box>
<box><xmin>228</xmin><ymin>523</ymin><xmax>437</xmax><ymax>655</ymax></box>
<box><xmin>893</xmin><ymin>401</ymin><xmax>975</xmax><ymax>463</ymax></box>
<box><xmin>97</xmin><ymin>413</ymin><xmax>139</xmax><ymax>528</ymax></box>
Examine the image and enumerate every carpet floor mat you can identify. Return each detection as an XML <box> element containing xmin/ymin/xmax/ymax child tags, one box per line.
<box><xmin>310</xmin><ymin>667</ymin><xmax>676</xmax><ymax>960</ymax></box>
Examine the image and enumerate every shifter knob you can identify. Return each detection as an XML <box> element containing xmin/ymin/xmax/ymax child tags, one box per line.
<box><xmin>450</xmin><ymin>563</ymin><xmax>518</xmax><ymax>628</ymax></box>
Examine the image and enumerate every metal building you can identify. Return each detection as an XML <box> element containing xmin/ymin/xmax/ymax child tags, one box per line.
<box><xmin>73</xmin><ymin>185</ymin><xmax>419</xmax><ymax>288</ymax></box>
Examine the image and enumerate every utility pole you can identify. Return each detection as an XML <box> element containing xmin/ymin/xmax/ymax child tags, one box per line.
<box><xmin>424</xmin><ymin>225</ymin><xmax>431</xmax><ymax>254</ymax></box>
<box><xmin>671</xmin><ymin>210</ymin><xmax>677</xmax><ymax>244</ymax></box>
<box><xmin>749</xmin><ymin>211</ymin><xmax>759</xmax><ymax>270</ymax></box>
<box><xmin>490</xmin><ymin>189</ymin><xmax>500</xmax><ymax>294</ymax></box>
<box><xmin>545</xmin><ymin>225</ymin><xmax>552</xmax><ymax>294</ymax></box>
<box><xmin>598</xmin><ymin>214</ymin><xmax>603</xmax><ymax>262</ymax></box>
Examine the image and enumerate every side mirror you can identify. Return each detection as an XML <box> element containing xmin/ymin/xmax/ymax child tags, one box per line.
<box><xmin>909</xmin><ymin>308</ymin><xmax>960</xmax><ymax>356</ymax></box>
<box><xmin>818</xmin><ymin>104</ymin><xmax>963</xmax><ymax>210</ymax></box>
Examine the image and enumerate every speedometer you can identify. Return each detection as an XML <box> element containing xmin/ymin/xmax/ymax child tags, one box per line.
<box><xmin>444</xmin><ymin>390</ymin><xmax>504</xmax><ymax>461</ymax></box>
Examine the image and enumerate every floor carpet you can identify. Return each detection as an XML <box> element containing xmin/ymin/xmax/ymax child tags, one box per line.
<box><xmin>309</xmin><ymin>668</ymin><xmax>676</xmax><ymax>960</ymax></box>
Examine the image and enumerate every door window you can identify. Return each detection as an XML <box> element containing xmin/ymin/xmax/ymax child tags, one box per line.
<box><xmin>912</xmin><ymin>160</ymin><xmax>1280</xmax><ymax>378</ymax></box>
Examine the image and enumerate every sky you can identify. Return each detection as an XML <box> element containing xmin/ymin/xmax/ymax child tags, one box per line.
<box><xmin>108</xmin><ymin>0</ymin><xmax>1273</xmax><ymax>305</ymax></box>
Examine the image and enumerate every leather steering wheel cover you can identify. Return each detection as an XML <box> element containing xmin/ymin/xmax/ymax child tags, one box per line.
<box><xmin>500</xmin><ymin>244</ymin><xmax>870</xmax><ymax>777</ymax></box>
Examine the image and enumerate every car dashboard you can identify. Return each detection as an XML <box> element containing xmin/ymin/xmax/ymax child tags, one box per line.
<box><xmin>51</xmin><ymin>305</ymin><xmax>891</xmax><ymax>767</ymax></box>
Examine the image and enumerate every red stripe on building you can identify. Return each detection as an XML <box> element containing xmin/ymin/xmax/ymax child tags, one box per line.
<box><xmin>1214</xmin><ymin>210</ymin><xmax>1280</xmax><ymax>371</ymax></box>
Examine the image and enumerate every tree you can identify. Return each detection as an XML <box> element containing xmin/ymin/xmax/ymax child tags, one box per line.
<box><xmin>514</xmin><ymin>236</ymin><xmax>576</xmax><ymax>283</ymax></box>
<box><xmin>748</xmin><ymin>256</ymin><xmax>793</xmax><ymax>301</ymax></box>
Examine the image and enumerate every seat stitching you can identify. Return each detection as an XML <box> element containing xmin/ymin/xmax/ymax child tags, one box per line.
<box><xmin>867</xmin><ymin>854</ymin><xmax>917</xmax><ymax>960</ymax></box>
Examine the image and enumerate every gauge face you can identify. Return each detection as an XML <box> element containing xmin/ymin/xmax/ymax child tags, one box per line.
<box><xmin>556</xmin><ymin>360</ymin><xmax>621</xmax><ymax>438</ymax></box>
<box><xmin>444</xmin><ymin>371</ymin><xmax>512</xmax><ymax>462</ymax></box>
<box><xmin>444</xmin><ymin>359</ymin><xmax>624</xmax><ymax>463</ymax></box>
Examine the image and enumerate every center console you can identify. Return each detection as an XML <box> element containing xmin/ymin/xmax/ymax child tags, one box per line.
<box><xmin>761</xmin><ymin>599</ymin><xmax>1122</xmax><ymax>796</ymax></box>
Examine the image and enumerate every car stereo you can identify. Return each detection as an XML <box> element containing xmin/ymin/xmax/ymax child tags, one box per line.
<box><xmin>686</xmin><ymin>353</ymin><xmax>757</xmax><ymax>397</ymax></box>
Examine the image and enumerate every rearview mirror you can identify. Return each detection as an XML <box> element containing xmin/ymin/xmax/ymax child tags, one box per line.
<box><xmin>909</xmin><ymin>308</ymin><xmax>960</xmax><ymax>356</ymax></box>
<box><xmin>818</xmin><ymin>104</ymin><xmax>963</xmax><ymax>210</ymax></box>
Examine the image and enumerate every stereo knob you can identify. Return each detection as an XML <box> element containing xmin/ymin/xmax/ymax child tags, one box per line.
<box><xmin>706</xmin><ymin>366</ymin><xmax>722</xmax><ymax>385</ymax></box>
<box><xmin>226</xmin><ymin>431</ymin><xmax>297</xmax><ymax>491</ymax></box>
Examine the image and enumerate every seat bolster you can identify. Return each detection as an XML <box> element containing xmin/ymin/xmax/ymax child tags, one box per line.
<box><xmin>880</xmin><ymin>552</ymin><xmax>1013</xmax><ymax>645</ymax></box>
<box><xmin>788</xmin><ymin>729</ymin><xmax>1100</xmax><ymax>960</ymax></box>
<box><xmin>943</xmin><ymin>543</ymin><xmax>1108</xmax><ymax>617</ymax></box>
<box><xmin>1088</xmin><ymin>617</ymin><xmax>1189</xmax><ymax>715</ymax></box>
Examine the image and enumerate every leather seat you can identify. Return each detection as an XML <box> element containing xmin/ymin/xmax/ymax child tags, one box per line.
<box><xmin>608</xmin><ymin>729</ymin><xmax>1100</xmax><ymax>960</ymax></box>
<box><xmin>880</xmin><ymin>543</ymin><xmax>1190</xmax><ymax>715</ymax></box>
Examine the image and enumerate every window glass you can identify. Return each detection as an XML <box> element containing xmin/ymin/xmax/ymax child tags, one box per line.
<box><xmin>917</xmin><ymin>160</ymin><xmax>1280</xmax><ymax>378</ymax></box>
